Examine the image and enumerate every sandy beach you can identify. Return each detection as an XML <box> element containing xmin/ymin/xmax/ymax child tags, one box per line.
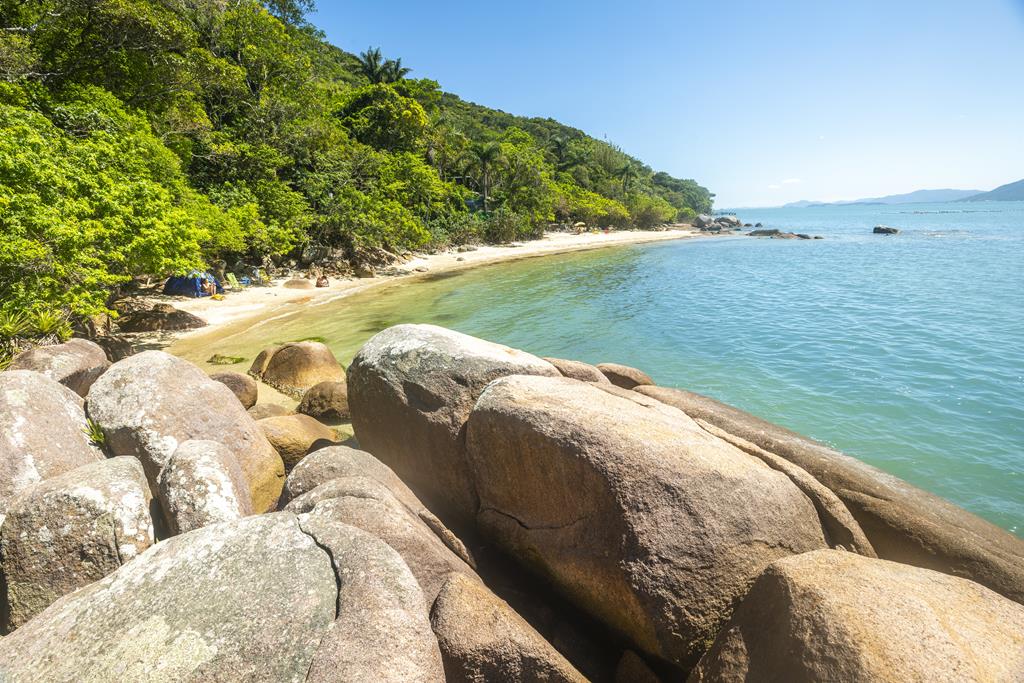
<box><xmin>151</xmin><ymin>227</ymin><xmax>703</xmax><ymax>350</ymax></box>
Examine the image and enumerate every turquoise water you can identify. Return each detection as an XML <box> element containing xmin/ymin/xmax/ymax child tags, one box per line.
<box><xmin>180</xmin><ymin>201</ymin><xmax>1024</xmax><ymax>534</ymax></box>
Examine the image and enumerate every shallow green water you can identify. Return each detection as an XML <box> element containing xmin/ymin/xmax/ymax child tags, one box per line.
<box><xmin>177</xmin><ymin>201</ymin><xmax>1024</xmax><ymax>535</ymax></box>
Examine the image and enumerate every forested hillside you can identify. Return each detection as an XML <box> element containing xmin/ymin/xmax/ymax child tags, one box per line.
<box><xmin>0</xmin><ymin>0</ymin><xmax>712</xmax><ymax>338</ymax></box>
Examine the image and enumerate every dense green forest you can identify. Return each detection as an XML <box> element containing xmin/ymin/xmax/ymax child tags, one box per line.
<box><xmin>0</xmin><ymin>0</ymin><xmax>713</xmax><ymax>344</ymax></box>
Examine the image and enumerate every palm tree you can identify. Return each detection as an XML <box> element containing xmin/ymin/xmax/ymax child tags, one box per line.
<box><xmin>356</xmin><ymin>48</ymin><xmax>412</xmax><ymax>84</ymax></box>
<box><xmin>382</xmin><ymin>57</ymin><xmax>411</xmax><ymax>83</ymax></box>
<box><xmin>548</xmin><ymin>135</ymin><xmax>569</xmax><ymax>168</ymax></box>
<box><xmin>357</xmin><ymin>47</ymin><xmax>386</xmax><ymax>83</ymax></box>
<box><xmin>618</xmin><ymin>163</ymin><xmax>639</xmax><ymax>194</ymax></box>
<box><xmin>469</xmin><ymin>141</ymin><xmax>502</xmax><ymax>212</ymax></box>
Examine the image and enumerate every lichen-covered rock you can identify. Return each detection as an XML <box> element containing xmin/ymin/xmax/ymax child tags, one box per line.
<box><xmin>690</xmin><ymin>550</ymin><xmax>1024</xmax><ymax>682</ymax></box>
<box><xmin>1</xmin><ymin>456</ymin><xmax>153</xmax><ymax>632</ymax></box>
<box><xmin>158</xmin><ymin>440</ymin><xmax>254</xmax><ymax>535</ymax></box>
<box><xmin>290</xmin><ymin>476</ymin><xmax>478</xmax><ymax>602</ymax></box>
<box><xmin>348</xmin><ymin>324</ymin><xmax>559</xmax><ymax>523</ymax></box>
<box><xmin>258</xmin><ymin>413</ymin><xmax>337</xmax><ymax>470</ymax></box>
<box><xmin>9</xmin><ymin>338</ymin><xmax>110</xmax><ymax>397</ymax></box>
<box><xmin>298</xmin><ymin>516</ymin><xmax>445</xmax><ymax>683</ymax></box>
<box><xmin>86</xmin><ymin>351</ymin><xmax>284</xmax><ymax>512</ymax></box>
<box><xmin>0</xmin><ymin>371</ymin><xmax>103</xmax><ymax>519</ymax></box>
<box><xmin>0</xmin><ymin>514</ymin><xmax>337</xmax><ymax>679</ymax></box>
<box><xmin>249</xmin><ymin>342</ymin><xmax>345</xmax><ymax>399</ymax></box>
<box><xmin>430</xmin><ymin>573</ymin><xmax>587</xmax><ymax>683</ymax></box>
<box><xmin>595</xmin><ymin>362</ymin><xmax>654</xmax><ymax>389</ymax></box>
<box><xmin>298</xmin><ymin>380</ymin><xmax>350</xmax><ymax>421</ymax></box>
<box><xmin>636</xmin><ymin>385</ymin><xmax>1024</xmax><ymax>604</ymax></box>
<box><xmin>210</xmin><ymin>371</ymin><xmax>258</xmax><ymax>409</ymax></box>
<box><xmin>248</xmin><ymin>402</ymin><xmax>291</xmax><ymax>420</ymax></box>
<box><xmin>466</xmin><ymin>375</ymin><xmax>832</xmax><ymax>669</ymax></box>
<box><xmin>542</xmin><ymin>357</ymin><xmax>610</xmax><ymax>384</ymax></box>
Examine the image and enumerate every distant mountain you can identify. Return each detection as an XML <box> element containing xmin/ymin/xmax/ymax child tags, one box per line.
<box><xmin>783</xmin><ymin>188</ymin><xmax>981</xmax><ymax>208</ymax></box>
<box><xmin>960</xmin><ymin>179</ymin><xmax>1024</xmax><ymax>202</ymax></box>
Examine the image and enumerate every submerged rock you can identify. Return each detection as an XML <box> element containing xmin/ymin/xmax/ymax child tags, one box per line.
<box><xmin>158</xmin><ymin>439</ymin><xmax>254</xmax><ymax>535</ymax></box>
<box><xmin>466</xmin><ymin>375</ymin><xmax>833</xmax><ymax>669</ymax></box>
<box><xmin>248</xmin><ymin>402</ymin><xmax>291</xmax><ymax>420</ymax></box>
<box><xmin>86</xmin><ymin>351</ymin><xmax>284</xmax><ymax>512</ymax></box>
<box><xmin>873</xmin><ymin>225</ymin><xmax>900</xmax><ymax>234</ymax></box>
<box><xmin>690</xmin><ymin>550</ymin><xmax>1024</xmax><ymax>682</ymax></box>
<box><xmin>115</xmin><ymin>303</ymin><xmax>206</xmax><ymax>332</ymax></box>
<box><xmin>1</xmin><ymin>456</ymin><xmax>153</xmax><ymax>631</ymax></box>
<box><xmin>9</xmin><ymin>338</ymin><xmax>110</xmax><ymax>397</ymax></box>
<box><xmin>0</xmin><ymin>370</ymin><xmax>103</xmax><ymax>519</ymax></box>
<box><xmin>347</xmin><ymin>324</ymin><xmax>559</xmax><ymax>524</ymax></box>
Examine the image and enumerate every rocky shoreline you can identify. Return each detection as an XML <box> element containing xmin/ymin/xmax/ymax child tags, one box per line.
<box><xmin>0</xmin><ymin>327</ymin><xmax>1021</xmax><ymax>680</ymax></box>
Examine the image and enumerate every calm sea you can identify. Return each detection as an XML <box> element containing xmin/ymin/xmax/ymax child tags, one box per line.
<box><xmin>177</xmin><ymin>201</ymin><xmax>1024</xmax><ymax>535</ymax></box>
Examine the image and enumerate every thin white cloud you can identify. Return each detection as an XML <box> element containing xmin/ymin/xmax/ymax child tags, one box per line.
<box><xmin>782</xmin><ymin>178</ymin><xmax>802</xmax><ymax>185</ymax></box>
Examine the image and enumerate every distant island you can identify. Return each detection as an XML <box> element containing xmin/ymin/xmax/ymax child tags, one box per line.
<box><xmin>783</xmin><ymin>179</ymin><xmax>1024</xmax><ymax>208</ymax></box>
<box><xmin>959</xmin><ymin>178</ymin><xmax>1024</xmax><ymax>202</ymax></box>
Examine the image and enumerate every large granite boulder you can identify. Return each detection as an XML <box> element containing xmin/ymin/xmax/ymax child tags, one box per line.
<box><xmin>86</xmin><ymin>351</ymin><xmax>285</xmax><ymax>513</ymax></box>
<box><xmin>466</xmin><ymin>375</ymin><xmax>834</xmax><ymax>669</ymax></box>
<box><xmin>248</xmin><ymin>402</ymin><xmax>291</xmax><ymax>420</ymax></box>
<box><xmin>430</xmin><ymin>573</ymin><xmax>587</xmax><ymax>683</ymax></box>
<box><xmin>280</xmin><ymin>445</ymin><xmax>420</xmax><ymax>509</ymax></box>
<box><xmin>0</xmin><ymin>371</ymin><xmax>103</xmax><ymax>519</ymax></box>
<box><xmin>210</xmin><ymin>370</ymin><xmax>258</xmax><ymax>409</ymax></box>
<box><xmin>8</xmin><ymin>338</ymin><xmax>110</xmax><ymax>396</ymax></box>
<box><xmin>542</xmin><ymin>357</ymin><xmax>611</xmax><ymax>384</ymax></box>
<box><xmin>258</xmin><ymin>414</ymin><xmax>337</xmax><ymax>470</ymax></box>
<box><xmin>0</xmin><ymin>456</ymin><xmax>153</xmax><ymax>631</ymax></box>
<box><xmin>115</xmin><ymin>303</ymin><xmax>206</xmax><ymax>332</ymax></box>
<box><xmin>298</xmin><ymin>380</ymin><xmax>350</xmax><ymax>421</ymax></box>
<box><xmin>0</xmin><ymin>513</ymin><xmax>441</xmax><ymax>681</ymax></box>
<box><xmin>299</xmin><ymin>515</ymin><xmax>445</xmax><ymax>683</ymax></box>
<box><xmin>635</xmin><ymin>385</ymin><xmax>1024</xmax><ymax>604</ymax></box>
<box><xmin>288</xmin><ymin>476</ymin><xmax>479</xmax><ymax>602</ymax></box>
<box><xmin>595</xmin><ymin>362</ymin><xmax>654</xmax><ymax>389</ymax></box>
<box><xmin>249</xmin><ymin>342</ymin><xmax>345</xmax><ymax>399</ymax></box>
<box><xmin>690</xmin><ymin>550</ymin><xmax>1024</xmax><ymax>682</ymax></box>
<box><xmin>158</xmin><ymin>440</ymin><xmax>254</xmax><ymax>535</ymax></box>
<box><xmin>347</xmin><ymin>324</ymin><xmax>559</xmax><ymax>524</ymax></box>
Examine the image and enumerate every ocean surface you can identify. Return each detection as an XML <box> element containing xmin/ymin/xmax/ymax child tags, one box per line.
<box><xmin>179</xmin><ymin>201</ymin><xmax>1024</xmax><ymax>535</ymax></box>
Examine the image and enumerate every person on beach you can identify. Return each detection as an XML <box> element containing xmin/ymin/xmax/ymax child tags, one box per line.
<box><xmin>200</xmin><ymin>277</ymin><xmax>217</xmax><ymax>296</ymax></box>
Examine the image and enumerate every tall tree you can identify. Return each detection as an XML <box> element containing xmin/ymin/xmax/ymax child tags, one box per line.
<box><xmin>382</xmin><ymin>57</ymin><xmax>410</xmax><ymax>83</ymax></box>
<box><xmin>468</xmin><ymin>141</ymin><xmax>502</xmax><ymax>212</ymax></box>
<box><xmin>356</xmin><ymin>47</ymin><xmax>385</xmax><ymax>83</ymax></box>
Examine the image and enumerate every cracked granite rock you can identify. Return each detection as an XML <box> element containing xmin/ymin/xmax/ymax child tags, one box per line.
<box><xmin>466</xmin><ymin>374</ymin><xmax>835</xmax><ymax>670</ymax></box>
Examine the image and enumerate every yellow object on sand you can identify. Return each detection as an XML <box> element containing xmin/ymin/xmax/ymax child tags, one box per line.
<box><xmin>211</xmin><ymin>294</ymin><xmax>225</xmax><ymax>301</ymax></box>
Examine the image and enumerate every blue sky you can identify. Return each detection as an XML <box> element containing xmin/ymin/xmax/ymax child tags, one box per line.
<box><xmin>311</xmin><ymin>1</ymin><xmax>1024</xmax><ymax>207</ymax></box>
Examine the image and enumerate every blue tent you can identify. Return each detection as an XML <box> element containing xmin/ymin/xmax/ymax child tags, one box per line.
<box><xmin>162</xmin><ymin>271</ymin><xmax>223</xmax><ymax>298</ymax></box>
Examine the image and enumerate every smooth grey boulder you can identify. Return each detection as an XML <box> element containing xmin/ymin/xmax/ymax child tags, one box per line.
<box><xmin>0</xmin><ymin>370</ymin><xmax>103</xmax><ymax>519</ymax></box>
<box><xmin>690</xmin><ymin>550</ymin><xmax>1024</xmax><ymax>682</ymax></box>
<box><xmin>158</xmin><ymin>440</ymin><xmax>254</xmax><ymax>535</ymax></box>
<box><xmin>542</xmin><ymin>357</ymin><xmax>611</xmax><ymax>384</ymax></box>
<box><xmin>0</xmin><ymin>456</ymin><xmax>153</xmax><ymax>632</ymax></box>
<box><xmin>635</xmin><ymin>385</ymin><xmax>1024</xmax><ymax>604</ymax></box>
<box><xmin>0</xmin><ymin>513</ymin><xmax>442</xmax><ymax>681</ymax></box>
<box><xmin>86</xmin><ymin>351</ymin><xmax>284</xmax><ymax>513</ymax></box>
<box><xmin>430</xmin><ymin>573</ymin><xmax>587</xmax><ymax>683</ymax></box>
<box><xmin>466</xmin><ymin>375</ymin><xmax>833</xmax><ymax>669</ymax></box>
<box><xmin>347</xmin><ymin>324</ymin><xmax>559</xmax><ymax>524</ymax></box>
<box><xmin>209</xmin><ymin>371</ymin><xmax>258</xmax><ymax>409</ymax></box>
<box><xmin>8</xmin><ymin>338</ymin><xmax>110</xmax><ymax>396</ymax></box>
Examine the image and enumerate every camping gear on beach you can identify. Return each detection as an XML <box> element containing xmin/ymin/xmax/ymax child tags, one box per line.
<box><xmin>162</xmin><ymin>271</ymin><xmax>223</xmax><ymax>298</ymax></box>
<box><xmin>225</xmin><ymin>273</ymin><xmax>245</xmax><ymax>291</ymax></box>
